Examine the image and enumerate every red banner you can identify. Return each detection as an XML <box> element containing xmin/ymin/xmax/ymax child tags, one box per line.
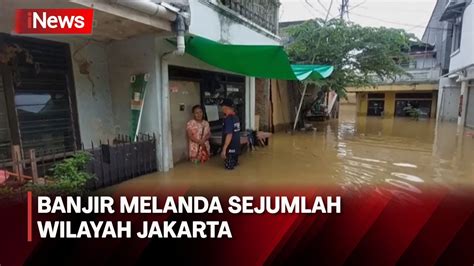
<box><xmin>14</xmin><ymin>8</ymin><xmax>94</xmax><ymax>35</ymax></box>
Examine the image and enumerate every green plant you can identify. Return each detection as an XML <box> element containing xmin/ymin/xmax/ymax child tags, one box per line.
<box><xmin>403</xmin><ymin>106</ymin><xmax>421</xmax><ymax>120</ymax></box>
<box><xmin>0</xmin><ymin>186</ymin><xmax>16</xmax><ymax>200</ymax></box>
<box><xmin>26</xmin><ymin>152</ymin><xmax>95</xmax><ymax>195</ymax></box>
<box><xmin>50</xmin><ymin>152</ymin><xmax>91</xmax><ymax>179</ymax></box>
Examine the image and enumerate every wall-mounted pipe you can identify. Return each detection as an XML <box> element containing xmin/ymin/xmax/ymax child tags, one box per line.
<box><xmin>110</xmin><ymin>0</ymin><xmax>178</xmax><ymax>21</ymax></box>
<box><xmin>110</xmin><ymin>0</ymin><xmax>187</xmax><ymax>171</ymax></box>
<box><xmin>160</xmin><ymin>13</ymin><xmax>186</xmax><ymax>171</ymax></box>
<box><xmin>110</xmin><ymin>0</ymin><xmax>186</xmax><ymax>54</ymax></box>
<box><xmin>174</xmin><ymin>14</ymin><xmax>186</xmax><ymax>55</ymax></box>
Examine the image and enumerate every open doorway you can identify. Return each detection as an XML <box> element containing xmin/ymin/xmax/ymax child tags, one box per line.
<box><xmin>169</xmin><ymin>80</ymin><xmax>201</xmax><ymax>163</ymax></box>
<box><xmin>367</xmin><ymin>93</ymin><xmax>385</xmax><ymax>116</ymax></box>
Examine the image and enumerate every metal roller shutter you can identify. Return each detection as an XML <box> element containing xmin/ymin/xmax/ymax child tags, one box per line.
<box><xmin>1</xmin><ymin>34</ymin><xmax>79</xmax><ymax>157</ymax></box>
<box><xmin>0</xmin><ymin>75</ymin><xmax>11</xmax><ymax>162</ymax></box>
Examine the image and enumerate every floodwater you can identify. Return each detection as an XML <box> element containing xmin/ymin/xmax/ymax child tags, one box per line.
<box><xmin>111</xmin><ymin>105</ymin><xmax>474</xmax><ymax>193</ymax></box>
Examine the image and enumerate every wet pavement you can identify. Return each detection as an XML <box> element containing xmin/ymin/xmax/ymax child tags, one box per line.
<box><xmin>111</xmin><ymin>105</ymin><xmax>474</xmax><ymax>193</ymax></box>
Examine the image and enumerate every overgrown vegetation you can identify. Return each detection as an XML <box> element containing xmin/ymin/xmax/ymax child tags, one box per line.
<box><xmin>403</xmin><ymin>106</ymin><xmax>422</xmax><ymax>120</ymax></box>
<box><xmin>25</xmin><ymin>152</ymin><xmax>95</xmax><ymax>195</ymax></box>
<box><xmin>284</xmin><ymin>18</ymin><xmax>417</xmax><ymax>97</ymax></box>
<box><xmin>0</xmin><ymin>186</ymin><xmax>16</xmax><ymax>200</ymax></box>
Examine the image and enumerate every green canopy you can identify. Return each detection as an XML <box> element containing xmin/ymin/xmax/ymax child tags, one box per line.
<box><xmin>184</xmin><ymin>36</ymin><xmax>333</xmax><ymax>81</ymax></box>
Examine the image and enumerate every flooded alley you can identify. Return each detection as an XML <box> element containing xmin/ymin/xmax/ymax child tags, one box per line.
<box><xmin>111</xmin><ymin>105</ymin><xmax>474</xmax><ymax>193</ymax></box>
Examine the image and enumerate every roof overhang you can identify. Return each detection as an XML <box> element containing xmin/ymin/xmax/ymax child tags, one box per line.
<box><xmin>440</xmin><ymin>1</ymin><xmax>467</xmax><ymax>21</ymax></box>
<box><xmin>444</xmin><ymin>64</ymin><xmax>474</xmax><ymax>81</ymax></box>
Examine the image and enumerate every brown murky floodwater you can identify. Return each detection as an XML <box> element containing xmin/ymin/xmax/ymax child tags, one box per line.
<box><xmin>111</xmin><ymin>105</ymin><xmax>474</xmax><ymax>193</ymax></box>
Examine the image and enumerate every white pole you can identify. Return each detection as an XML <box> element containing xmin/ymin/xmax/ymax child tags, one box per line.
<box><xmin>250</xmin><ymin>77</ymin><xmax>256</xmax><ymax>129</ymax></box>
<box><xmin>161</xmin><ymin>55</ymin><xmax>173</xmax><ymax>171</ymax></box>
<box><xmin>458</xmin><ymin>80</ymin><xmax>468</xmax><ymax>127</ymax></box>
<box><xmin>293</xmin><ymin>83</ymin><xmax>308</xmax><ymax>131</ymax></box>
<box><xmin>245</xmin><ymin>77</ymin><xmax>251</xmax><ymax>129</ymax></box>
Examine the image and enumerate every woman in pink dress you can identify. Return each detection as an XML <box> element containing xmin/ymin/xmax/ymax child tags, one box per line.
<box><xmin>186</xmin><ymin>105</ymin><xmax>211</xmax><ymax>163</ymax></box>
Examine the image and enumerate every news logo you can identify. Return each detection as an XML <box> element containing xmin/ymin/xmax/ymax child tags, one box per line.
<box><xmin>15</xmin><ymin>9</ymin><xmax>94</xmax><ymax>34</ymax></box>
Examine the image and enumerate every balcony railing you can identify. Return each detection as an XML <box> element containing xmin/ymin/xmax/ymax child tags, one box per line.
<box><xmin>369</xmin><ymin>68</ymin><xmax>441</xmax><ymax>84</ymax></box>
<box><xmin>220</xmin><ymin>0</ymin><xmax>279</xmax><ymax>34</ymax></box>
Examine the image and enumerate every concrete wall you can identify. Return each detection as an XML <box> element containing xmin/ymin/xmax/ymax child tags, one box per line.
<box><xmin>342</xmin><ymin>93</ymin><xmax>356</xmax><ymax>105</ymax></box>
<box><xmin>347</xmin><ymin>83</ymin><xmax>438</xmax><ymax>93</ymax></box>
<box><xmin>356</xmin><ymin>93</ymin><xmax>368</xmax><ymax>116</ymax></box>
<box><xmin>189</xmin><ymin>0</ymin><xmax>280</xmax><ymax>45</ymax></box>
<box><xmin>466</xmin><ymin>84</ymin><xmax>474</xmax><ymax>128</ymax></box>
<box><xmin>384</xmin><ymin>92</ymin><xmax>396</xmax><ymax>117</ymax></box>
<box><xmin>437</xmin><ymin>77</ymin><xmax>461</xmax><ymax>122</ymax></box>
<box><xmin>422</xmin><ymin>0</ymin><xmax>451</xmax><ymax>72</ymax></box>
<box><xmin>450</xmin><ymin>3</ymin><xmax>474</xmax><ymax>72</ymax></box>
<box><xmin>69</xmin><ymin>40</ymin><xmax>115</xmax><ymax>147</ymax></box>
<box><xmin>431</xmin><ymin>91</ymin><xmax>438</xmax><ymax>118</ymax></box>
<box><xmin>106</xmin><ymin>35</ymin><xmax>160</xmax><ymax>138</ymax></box>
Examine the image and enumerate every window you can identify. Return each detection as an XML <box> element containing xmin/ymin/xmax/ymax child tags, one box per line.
<box><xmin>0</xmin><ymin>34</ymin><xmax>79</xmax><ymax>158</ymax></box>
<box><xmin>367</xmin><ymin>100</ymin><xmax>385</xmax><ymax>116</ymax></box>
<box><xmin>452</xmin><ymin>16</ymin><xmax>463</xmax><ymax>52</ymax></box>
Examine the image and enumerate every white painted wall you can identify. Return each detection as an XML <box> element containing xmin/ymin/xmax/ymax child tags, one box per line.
<box><xmin>449</xmin><ymin>2</ymin><xmax>474</xmax><ymax>72</ymax></box>
<box><xmin>106</xmin><ymin>35</ymin><xmax>160</xmax><ymax>137</ymax></box>
<box><xmin>466</xmin><ymin>84</ymin><xmax>474</xmax><ymax>128</ymax></box>
<box><xmin>156</xmin><ymin>38</ymin><xmax>238</xmax><ymax>73</ymax></box>
<box><xmin>437</xmin><ymin>77</ymin><xmax>461</xmax><ymax>122</ymax></box>
<box><xmin>106</xmin><ymin>34</ymin><xmax>169</xmax><ymax>170</ymax></box>
<box><xmin>188</xmin><ymin>0</ymin><xmax>280</xmax><ymax>45</ymax></box>
<box><xmin>459</xmin><ymin>80</ymin><xmax>469</xmax><ymax>126</ymax></box>
<box><xmin>69</xmin><ymin>40</ymin><xmax>116</xmax><ymax>147</ymax></box>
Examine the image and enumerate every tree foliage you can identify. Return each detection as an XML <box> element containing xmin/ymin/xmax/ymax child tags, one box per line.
<box><xmin>284</xmin><ymin>18</ymin><xmax>418</xmax><ymax>96</ymax></box>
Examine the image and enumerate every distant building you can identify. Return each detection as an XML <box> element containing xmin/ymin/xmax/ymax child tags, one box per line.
<box><xmin>347</xmin><ymin>43</ymin><xmax>440</xmax><ymax>118</ymax></box>
<box><xmin>425</xmin><ymin>0</ymin><xmax>474</xmax><ymax>128</ymax></box>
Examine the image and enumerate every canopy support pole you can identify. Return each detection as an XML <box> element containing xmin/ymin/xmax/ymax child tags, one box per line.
<box><xmin>293</xmin><ymin>83</ymin><xmax>308</xmax><ymax>131</ymax></box>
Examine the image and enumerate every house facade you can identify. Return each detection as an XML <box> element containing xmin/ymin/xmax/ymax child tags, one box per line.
<box><xmin>0</xmin><ymin>0</ymin><xmax>281</xmax><ymax>171</ymax></box>
<box><xmin>347</xmin><ymin>44</ymin><xmax>440</xmax><ymax>119</ymax></box>
<box><xmin>425</xmin><ymin>0</ymin><xmax>474</xmax><ymax>128</ymax></box>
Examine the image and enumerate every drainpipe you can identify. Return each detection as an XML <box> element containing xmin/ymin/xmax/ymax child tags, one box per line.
<box><xmin>110</xmin><ymin>0</ymin><xmax>186</xmax><ymax>172</ymax></box>
<box><xmin>110</xmin><ymin>0</ymin><xmax>178</xmax><ymax>21</ymax></box>
<box><xmin>160</xmin><ymin>14</ymin><xmax>186</xmax><ymax>172</ymax></box>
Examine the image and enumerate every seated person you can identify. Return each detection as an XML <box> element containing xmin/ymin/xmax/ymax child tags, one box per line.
<box><xmin>186</xmin><ymin>105</ymin><xmax>211</xmax><ymax>163</ymax></box>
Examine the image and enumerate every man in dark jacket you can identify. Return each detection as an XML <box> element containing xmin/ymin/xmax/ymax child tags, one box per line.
<box><xmin>220</xmin><ymin>98</ymin><xmax>241</xmax><ymax>170</ymax></box>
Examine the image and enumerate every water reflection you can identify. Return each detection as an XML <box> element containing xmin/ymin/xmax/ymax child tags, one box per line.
<box><xmin>393</xmin><ymin>163</ymin><xmax>418</xmax><ymax>168</ymax></box>
<box><xmin>113</xmin><ymin>105</ymin><xmax>474</xmax><ymax>199</ymax></box>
